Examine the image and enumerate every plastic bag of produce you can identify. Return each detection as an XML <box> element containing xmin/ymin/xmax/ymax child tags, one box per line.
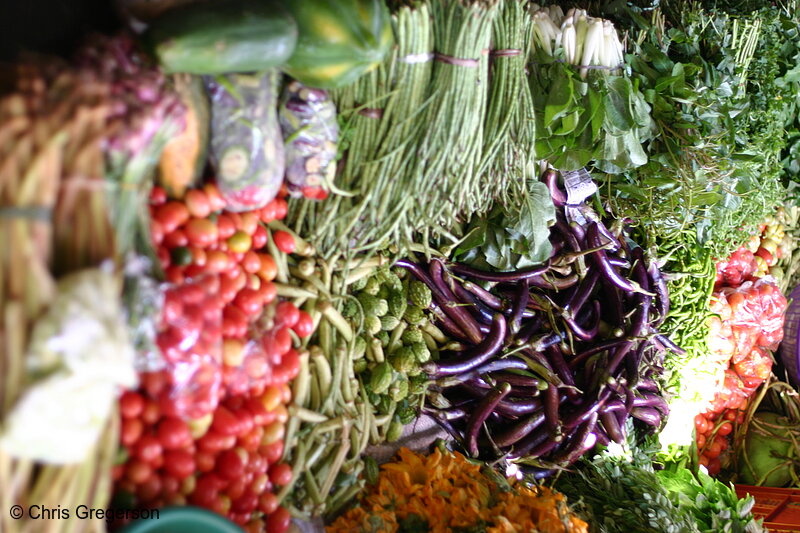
<box><xmin>153</xmin><ymin>276</ymin><xmax>223</xmax><ymax>420</ymax></box>
<box><xmin>279</xmin><ymin>80</ymin><xmax>338</xmax><ymax>199</ymax></box>
<box><xmin>206</xmin><ymin>71</ymin><xmax>284</xmax><ymax>212</ymax></box>
<box><xmin>713</xmin><ymin>277</ymin><xmax>787</xmax><ymax>355</ymax></box>
<box><xmin>0</xmin><ymin>268</ymin><xmax>137</xmax><ymax>463</ymax></box>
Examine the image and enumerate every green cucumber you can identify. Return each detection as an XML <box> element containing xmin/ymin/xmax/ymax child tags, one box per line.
<box><xmin>144</xmin><ymin>0</ymin><xmax>298</xmax><ymax>75</ymax></box>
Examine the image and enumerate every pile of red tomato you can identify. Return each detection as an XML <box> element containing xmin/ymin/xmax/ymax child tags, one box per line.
<box><xmin>696</xmin><ymin>227</ymin><xmax>788</xmax><ymax>475</ymax></box>
<box><xmin>112</xmin><ymin>183</ymin><xmax>315</xmax><ymax>531</ymax></box>
<box><xmin>148</xmin><ymin>182</ymin><xmax>308</xmax><ymax>419</ymax></box>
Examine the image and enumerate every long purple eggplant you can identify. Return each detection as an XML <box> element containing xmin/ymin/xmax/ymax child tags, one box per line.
<box><xmin>423</xmin><ymin>313</ymin><xmax>507</xmax><ymax>377</ymax></box>
<box><xmin>466</xmin><ymin>382</ymin><xmax>511</xmax><ymax>456</ymax></box>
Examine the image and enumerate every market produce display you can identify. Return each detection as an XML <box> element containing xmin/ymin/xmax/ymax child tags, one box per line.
<box><xmin>6</xmin><ymin>0</ymin><xmax>800</xmax><ymax>532</ymax></box>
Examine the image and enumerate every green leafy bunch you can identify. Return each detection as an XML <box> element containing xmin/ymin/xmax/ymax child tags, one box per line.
<box><xmin>453</xmin><ymin>179</ymin><xmax>556</xmax><ymax>271</ymax></box>
<box><xmin>531</xmin><ymin>52</ymin><xmax>657</xmax><ymax>173</ymax></box>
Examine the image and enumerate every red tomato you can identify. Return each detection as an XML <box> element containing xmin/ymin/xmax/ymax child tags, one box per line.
<box><xmin>266</xmin><ymin>507</ymin><xmax>291</xmax><ymax>533</ymax></box>
<box><xmin>232</xmin><ymin>491</ymin><xmax>259</xmax><ymax>513</ymax></box>
<box><xmin>225</xmin><ymin>477</ymin><xmax>247</xmax><ymax>502</ymax></box>
<box><xmin>696</xmin><ymin>433</ymin><xmax>706</xmax><ymax>450</ymax></box>
<box><xmin>257</xmin><ymin>254</ymin><xmax>277</xmax><ymax>282</ymax></box>
<box><xmin>257</xmin><ymin>281</ymin><xmax>276</xmax><ymax>305</ymax></box>
<box><xmin>164</xmin><ymin>229</ymin><xmax>189</xmax><ymax>248</ymax></box>
<box><xmin>186</xmin><ymin>218</ymin><xmax>219</xmax><ymax>248</ymax></box>
<box><xmin>273</xmin><ymin>327</ymin><xmax>293</xmax><ymax>356</ymax></box>
<box><xmin>694</xmin><ymin>414</ymin><xmax>708</xmax><ymax>434</ymax></box>
<box><xmin>120</xmin><ymin>391</ymin><xmax>145</xmax><ymax>419</ymax></box>
<box><xmin>717</xmin><ymin>421</ymin><xmax>733</xmax><ymax>436</ymax></box>
<box><xmin>185</xmin><ymin>189</ymin><xmax>212</xmax><ymax>218</ymax></box>
<box><xmin>211</xmin><ymin>495</ymin><xmax>233</xmax><ymax>516</ymax></box>
<box><xmin>126</xmin><ymin>460</ymin><xmax>153</xmax><ymax>485</ymax></box>
<box><xmin>195</xmin><ymin>451</ymin><xmax>216</xmax><ymax>473</ymax></box>
<box><xmin>245</xmin><ymin>355</ymin><xmax>269</xmax><ymax>381</ymax></box>
<box><xmin>163</xmin><ymin>450</ymin><xmax>195</xmax><ymax>480</ymax></box>
<box><xmin>248</xmin><ymin>474</ymin><xmax>269</xmax><ymax>496</ymax></box>
<box><xmin>239</xmin><ymin>426</ymin><xmax>264</xmax><ymax>453</ymax></box>
<box><xmin>150</xmin><ymin>185</ymin><xmax>167</xmax><ymax>205</ymax></box>
<box><xmin>134</xmin><ymin>434</ymin><xmax>163</xmax><ymax>464</ymax></box>
<box><xmin>155</xmin><ymin>202</ymin><xmax>190</xmax><ymax>233</ymax></box>
<box><xmin>277</xmin><ymin>349</ymin><xmax>301</xmax><ymax>382</ymax></box>
<box><xmin>165</xmin><ymin>265</ymin><xmax>185</xmax><ymax>285</ymax></box>
<box><xmin>191</xmin><ymin>475</ymin><xmax>222</xmax><ymax>508</ymax></box>
<box><xmin>259</xmin><ymin>492</ymin><xmax>279</xmax><ymax>515</ymax></box>
<box><xmin>121</xmin><ymin>417</ymin><xmax>144</xmax><ymax>447</ymax></box>
<box><xmin>156</xmin><ymin>417</ymin><xmax>192</xmax><ymax>450</ymax></box>
<box><xmin>706</xmin><ymin>441</ymin><xmax>722</xmax><ymax>459</ymax></box>
<box><xmin>723</xmin><ymin>410</ymin><xmax>737</xmax><ymax>422</ymax></box>
<box><xmin>141</xmin><ymin>400</ymin><xmax>161</xmax><ymax>426</ymax></box>
<box><xmin>235</xmin><ymin>409</ymin><xmax>255</xmax><ymax>436</ymax></box>
<box><xmin>275</xmin><ymin>301</ymin><xmax>299</xmax><ymax>328</ymax></box>
<box><xmin>137</xmin><ymin>476</ymin><xmax>162</xmax><ymax>503</ymax></box>
<box><xmin>160</xmin><ymin>475</ymin><xmax>181</xmax><ymax>498</ymax></box>
<box><xmin>216</xmin><ymin>213</ymin><xmax>236</xmax><ymax>239</ymax></box>
<box><xmin>262</xmin><ymin>440</ymin><xmax>284</xmax><ymax>465</ymax></box>
<box><xmin>203</xmin><ymin>183</ymin><xmax>227</xmax><ymax>212</ymax></box>
<box><xmin>268</xmin><ymin>463</ymin><xmax>292</xmax><ymax>487</ymax></box>
<box><xmin>217</xmin><ymin>449</ymin><xmax>247</xmax><ymax>481</ymax></box>
<box><xmin>198</xmin><ymin>431</ymin><xmax>237</xmax><ymax>453</ymax></box>
<box><xmin>186</xmin><ymin>264</ymin><xmax>206</xmax><ymax>282</ymax></box>
<box><xmin>240</xmin><ymin>251</ymin><xmax>261</xmax><ymax>274</ymax></box>
<box><xmin>206</xmin><ymin>250</ymin><xmax>231</xmax><ymax>274</ymax></box>
<box><xmin>234</xmin><ymin>288</ymin><xmax>263</xmax><ymax>316</ymax></box>
<box><xmin>239</xmin><ymin>212</ymin><xmax>260</xmax><ymax>235</ymax></box>
<box><xmin>273</xmin><ymin>199</ymin><xmax>288</xmax><ymax>220</ymax></box>
<box><xmin>212</xmin><ymin>406</ymin><xmax>242</xmax><ymax>437</ymax></box>
<box><xmin>272</xmin><ymin>230</ymin><xmax>295</xmax><ymax>254</ymax></box>
<box><xmin>293</xmin><ymin>310</ymin><xmax>314</xmax><ymax>338</ymax></box>
<box><xmin>157</xmin><ymin>247</ymin><xmax>171</xmax><ymax>270</ymax></box>
<box><xmin>698</xmin><ymin>454</ymin><xmax>710</xmax><ymax>469</ymax></box>
<box><xmin>260</xmin><ymin>202</ymin><xmax>277</xmax><ymax>223</ymax></box>
<box><xmin>222</xmin><ymin>306</ymin><xmax>248</xmax><ymax>338</ymax></box>
<box><xmin>150</xmin><ymin>219</ymin><xmax>165</xmax><ymax>246</ymax></box>
<box><xmin>251</xmin><ymin>225</ymin><xmax>268</xmax><ymax>249</ymax></box>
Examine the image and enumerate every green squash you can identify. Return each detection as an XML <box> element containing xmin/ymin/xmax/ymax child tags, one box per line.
<box><xmin>144</xmin><ymin>0</ymin><xmax>298</xmax><ymax>75</ymax></box>
<box><xmin>280</xmin><ymin>0</ymin><xmax>393</xmax><ymax>88</ymax></box>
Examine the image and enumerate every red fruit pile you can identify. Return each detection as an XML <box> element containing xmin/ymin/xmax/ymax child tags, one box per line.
<box><xmin>113</xmin><ymin>182</ymin><xmax>315</xmax><ymax>530</ymax></box>
<box><xmin>148</xmin><ymin>182</ymin><xmax>310</xmax><ymax>419</ymax></box>
<box><xmin>697</xmin><ymin>235</ymin><xmax>788</xmax><ymax>475</ymax></box>
<box><xmin>114</xmin><ymin>371</ymin><xmax>296</xmax><ymax>533</ymax></box>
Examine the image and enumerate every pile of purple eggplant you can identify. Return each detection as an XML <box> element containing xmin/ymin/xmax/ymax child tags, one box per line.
<box><xmin>396</xmin><ymin>206</ymin><xmax>677</xmax><ymax>476</ymax></box>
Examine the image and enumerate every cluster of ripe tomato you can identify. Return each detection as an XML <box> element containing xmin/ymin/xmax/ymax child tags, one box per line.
<box><xmin>697</xmin><ymin>227</ymin><xmax>788</xmax><ymax>476</ymax></box>
<box><xmin>113</xmin><ymin>183</ymin><xmax>314</xmax><ymax>531</ymax></box>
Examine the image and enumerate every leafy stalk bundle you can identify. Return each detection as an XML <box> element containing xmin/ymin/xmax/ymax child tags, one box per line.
<box><xmin>528</xmin><ymin>5</ymin><xmax>656</xmax><ymax>172</ymax></box>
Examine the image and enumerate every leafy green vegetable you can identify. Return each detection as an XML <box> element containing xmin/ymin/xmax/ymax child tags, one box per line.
<box><xmin>656</xmin><ymin>465</ymin><xmax>761</xmax><ymax>533</ymax></box>
<box><xmin>453</xmin><ymin>180</ymin><xmax>555</xmax><ymax>271</ymax></box>
<box><xmin>600</xmin><ymin>2</ymin><xmax>787</xmax><ymax>259</ymax></box>
<box><xmin>556</xmin><ymin>442</ymin><xmax>764</xmax><ymax>533</ymax></box>
<box><xmin>531</xmin><ymin>57</ymin><xmax>657</xmax><ymax>172</ymax></box>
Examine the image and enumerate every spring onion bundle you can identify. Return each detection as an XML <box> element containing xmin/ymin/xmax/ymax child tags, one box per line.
<box><xmin>528</xmin><ymin>5</ymin><xmax>655</xmax><ymax>172</ymax></box>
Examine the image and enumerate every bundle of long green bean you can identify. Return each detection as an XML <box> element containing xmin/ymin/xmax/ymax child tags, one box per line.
<box><xmin>289</xmin><ymin>0</ymin><xmax>540</xmax><ymax>260</ymax></box>
<box><xmin>479</xmin><ymin>0</ymin><xmax>536</xmax><ymax>208</ymax></box>
<box><xmin>288</xmin><ymin>3</ymin><xmax>435</xmax><ymax>260</ymax></box>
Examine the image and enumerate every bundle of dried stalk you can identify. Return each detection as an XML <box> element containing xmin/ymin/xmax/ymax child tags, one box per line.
<box><xmin>0</xmin><ymin>35</ymin><xmax>181</xmax><ymax>533</ymax></box>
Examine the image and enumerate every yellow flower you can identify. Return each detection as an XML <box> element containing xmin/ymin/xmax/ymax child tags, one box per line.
<box><xmin>326</xmin><ymin>448</ymin><xmax>588</xmax><ymax>533</ymax></box>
